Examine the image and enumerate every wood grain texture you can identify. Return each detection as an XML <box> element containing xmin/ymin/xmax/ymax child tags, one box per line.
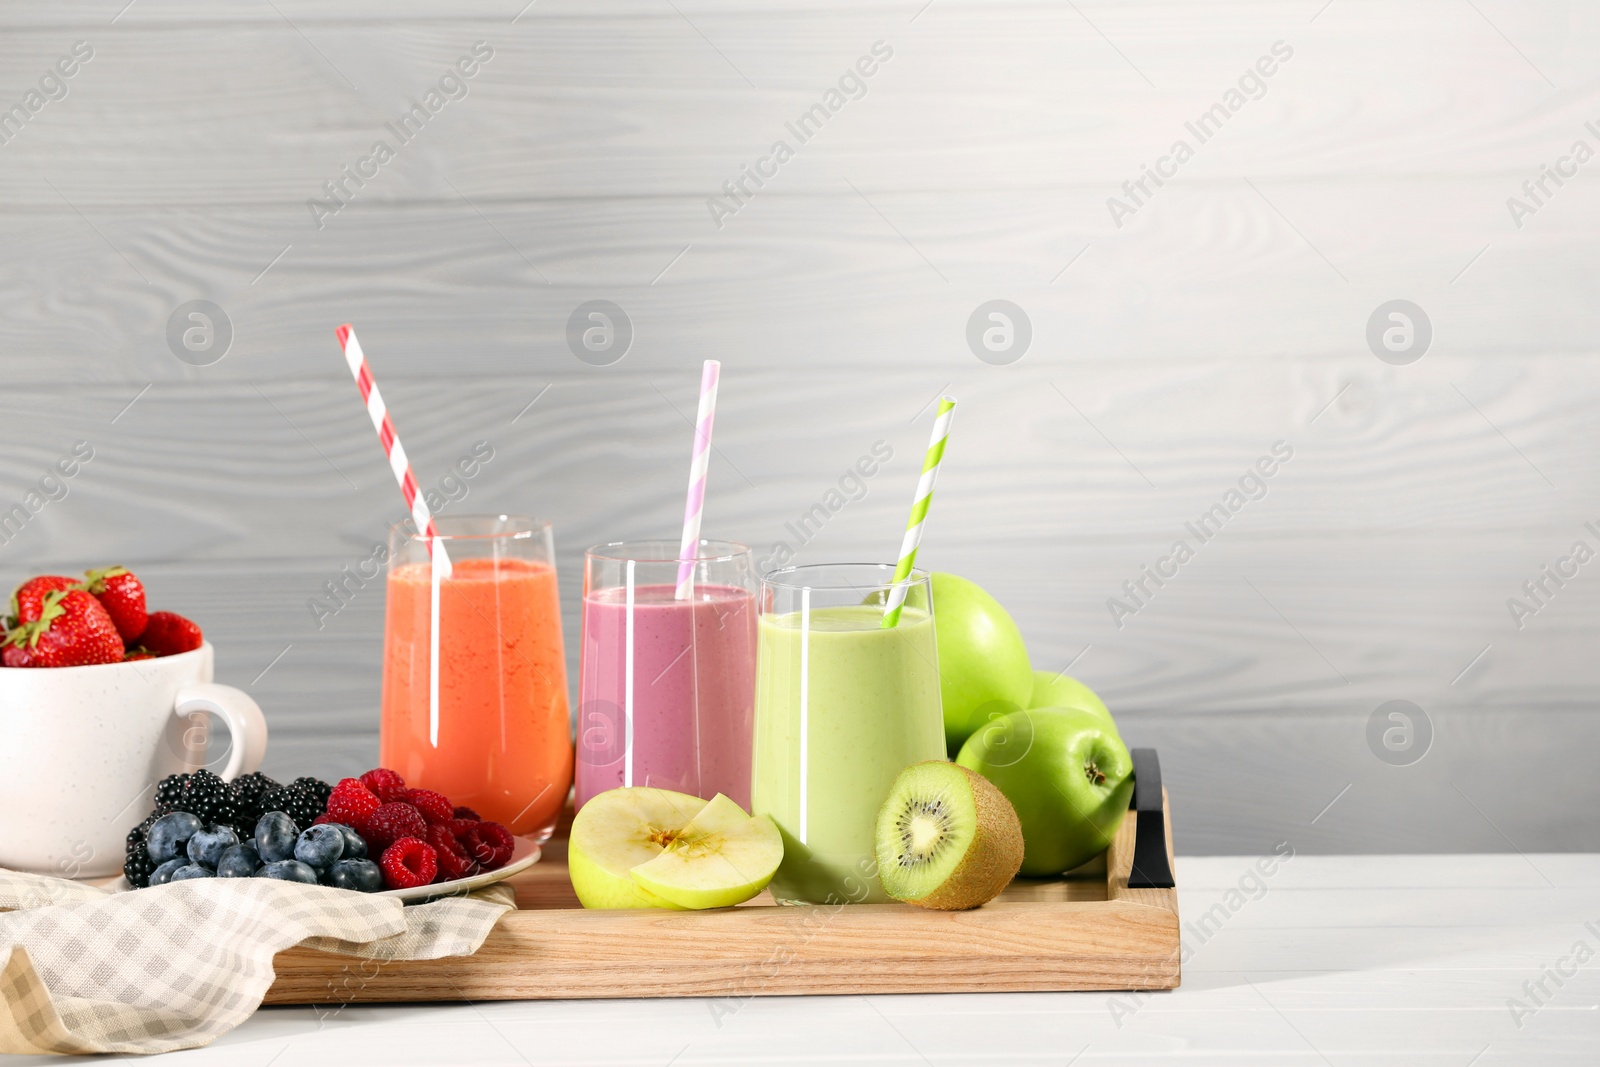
<box><xmin>0</xmin><ymin>0</ymin><xmax>1593</xmax><ymax>854</ymax></box>
<box><xmin>2</xmin><ymin>2</ymin><xmax>1597</xmax><ymax>202</ymax></box>
<box><xmin>0</xmin><ymin>188</ymin><xmax>1595</xmax><ymax>383</ymax></box>
<box><xmin>262</xmin><ymin>789</ymin><xmax>1179</xmax><ymax>1003</ymax></box>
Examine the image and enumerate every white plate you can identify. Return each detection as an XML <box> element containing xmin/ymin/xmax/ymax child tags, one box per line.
<box><xmin>379</xmin><ymin>836</ymin><xmax>542</xmax><ymax>903</ymax></box>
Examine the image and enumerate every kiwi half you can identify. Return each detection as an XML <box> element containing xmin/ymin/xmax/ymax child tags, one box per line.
<box><xmin>875</xmin><ymin>761</ymin><xmax>1024</xmax><ymax>910</ymax></box>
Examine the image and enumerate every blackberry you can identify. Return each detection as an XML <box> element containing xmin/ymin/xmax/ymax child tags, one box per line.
<box><xmin>178</xmin><ymin>769</ymin><xmax>239</xmax><ymax>825</ymax></box>
<box><xmin>123</xmin><ymin>812</ymin><xmax>163</xmax><ymax>889</ymax></box>
<box><xmin>229</xmin><ymin>771</ymin><xmax>280</xmax><ymax>825</ymax></box>
<box><xmin>290</xmin><ymin>777</ymin><xmax>333</xmax><ymax>814</ymax></box>
<box><xmin>261</xmin><ymin>783</ymin><xmax>324</xmax><ymax>828</ymax></box>
<box><xmin>126</xmin><ymin>811</ymin><xmax>159</xmax><ymax>854</ymax></box>
<box><xmin>154</xmin><ymin>773</ymin><xmax>191</xmax><ymax>815</ymax></box>
<box><xmin>124</xmin><ymin>848</ymin><xmax>157</xmax><ymax>888</ymax></box>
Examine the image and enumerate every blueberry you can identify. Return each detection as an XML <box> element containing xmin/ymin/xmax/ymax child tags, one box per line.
<box><xmin>148</xmin><ymin>858</ymin><xmax>186</xmax><ymax>886</ymax></box>
<box><xmin>147</xmin><ymin>812</ymin><xmax>203</xmax><ymax>864</ymax></box>
<box><xmin>169</xmin><ymin>864</ymin><xmax>215</xmax><ymax>881</ymax></box>
<box><xmin>254</xmin><ymin>811</ymin><xmax>299</xmax><ymax>863</ymax></box>
<box><xmin>216</xmin><ymin>843</ymin><xmax>262</xmax><ymax>878</ymax></box>
<box><xmin>330</xmin><ymin>822</ymin><xmax>367</xmax><ymax>860</ymax></box>
<box><xmin>294</xmin><ymin>824</ymin><xmax>345</xmax><ymax>870</ymax></box>
<box><xmin>258</xmin><ymin>859</ymin><xmax>319</xmax><ymax>884</ymax></box>
<box><xmin>187</xmin><ymin>824</ymin><xmax>239</xmax><ymax>868</ymax></box>
<box><xmin>323</xmin><ymin>858</ymin><xmax>384</xmax><ymax>893</ymax></box>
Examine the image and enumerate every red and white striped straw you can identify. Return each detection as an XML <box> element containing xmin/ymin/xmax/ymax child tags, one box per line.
<box><xmin>674</xmin><ymin>359</ymin><xmax>721</xmax><ymax>599</ymax></box>
<box><xmin>334</xmin><ymin>324</ymin><xmax>452</xmax><ymax>579</ymax></box>
<box><xmin>336</xmin><ymin>324</ymin><xmax>451</xmax><ymax>747</ymax></box>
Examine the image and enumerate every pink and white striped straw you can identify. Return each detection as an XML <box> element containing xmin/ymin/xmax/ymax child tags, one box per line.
<box><xmin>675</xmin><ymin>359</ymin><xmax>721</xmax><ymax>599</ymax></box>
<box><xmin>334</xmin><ymin>324</ymin><xmax>452</xmax><ymax>579</ymax></box>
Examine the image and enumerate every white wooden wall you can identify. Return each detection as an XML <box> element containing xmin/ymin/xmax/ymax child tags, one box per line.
<box><xmin>2</xmin><ymin>0</ymin><xmax>1596</xmax><ymax>853</ymax></box>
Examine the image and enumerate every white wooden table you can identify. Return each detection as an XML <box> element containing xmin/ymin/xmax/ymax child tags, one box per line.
<box><xmin>26</xmin><ymin>853</ymin><xmax>1598</xmax><ymax>1064</ymax></box>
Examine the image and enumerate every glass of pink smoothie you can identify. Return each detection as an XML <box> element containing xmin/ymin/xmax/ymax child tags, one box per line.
<box><xmin>575</xmin><ymin>540</ymin><xmax>757</xmax><ymax>811</ymax></box>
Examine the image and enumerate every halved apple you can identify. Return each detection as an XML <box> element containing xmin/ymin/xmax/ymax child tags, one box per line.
<box><xmin>567</xmin><ymin>787</ymin><xmax>707</xmax><ymax>909</ymax></box>
<box><xmin>628</xmin><ymin>793</ymin><xmax>783</xmax><ymax>909</ymax></box>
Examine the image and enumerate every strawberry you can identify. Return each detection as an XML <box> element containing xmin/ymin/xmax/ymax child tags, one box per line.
<box><xmin>2</xmin><ymin>589</ymin><xmax>124</xmax><ymax>667</ymax></box>
<box><xmin>124</xmin><ymin>649</ymin><xmax>156</xmax><ymax>662</ymax></box>
<box><xmin>82</xmin><ymin>566</ymin><xmax>148</xmax><ymax>644</ymax></box>
<box><xmin>9</xmin><ymin>576</ymin><xmax>80</xmax><ymax>628</ymax></box>
<box><xmin>1</xmin><ymin>642</ymin><xmax>34</xmax><ymax>668</ymax></box>
<box><xmin>139</xmin><ymin>611</ymin><xmax>203</xmax><ymax>657</ymax></box>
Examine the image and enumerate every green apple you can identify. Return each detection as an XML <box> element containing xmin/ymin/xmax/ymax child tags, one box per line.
<box><xmin>956</xmin><ymin>706</ymin><xmax>1133</xmax><ymax>876</ymax></box>
<box><xmin>630</xmin><ymin>793</ymin><xmax>783</xmax><ymax>909</ymax></box>
<box><xmin>567</xmin><ymin>787</ymin><xmax>707</xmax><ymax>909</ymax></box>
<box><xmin>1029</xmin><ymin>669</ymin><xmax>1119</xmax><ymax>738</ymax></box>
<box><xmin>930</xmin><ymin>573</ymin><xmax>1033</xmax><ymax>754</ymax></box>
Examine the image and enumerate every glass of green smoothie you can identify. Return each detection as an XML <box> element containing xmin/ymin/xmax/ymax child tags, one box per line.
<box><xmin>751</xmin><ymin>563</ymin><xmax>946</xmax><ymax>905</ymax></box>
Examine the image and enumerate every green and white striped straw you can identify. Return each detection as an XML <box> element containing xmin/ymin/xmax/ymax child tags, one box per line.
<box><xmin>881</xmin><ymin>395</ymin><xmax>956</xmax><ymax>628</ymax></box>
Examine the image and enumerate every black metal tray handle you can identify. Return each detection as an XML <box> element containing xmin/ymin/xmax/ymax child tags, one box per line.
<box><xmin>1127</xmin><ymin>748</ymin><xmax>1176</xmax><ymax>889</ymax></box>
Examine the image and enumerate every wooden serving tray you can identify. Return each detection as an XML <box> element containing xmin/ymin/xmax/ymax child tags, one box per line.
<box><xmin>265</xmin><ymin>751</ymin><xmax>1180</xmax><ymax>1002</ymax></box>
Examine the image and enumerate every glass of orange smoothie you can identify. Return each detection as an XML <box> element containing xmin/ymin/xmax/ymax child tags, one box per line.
<box><xmin>380</xmin><ymin>514</ymin><xmax>571</xmax><ymax>842</ymax></box>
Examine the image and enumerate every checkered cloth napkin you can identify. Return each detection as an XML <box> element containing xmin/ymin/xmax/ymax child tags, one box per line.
<box><xmin>0</xmin><ymin>868</ymin><xmax>514</xmax><ymax>1056</ymax></box>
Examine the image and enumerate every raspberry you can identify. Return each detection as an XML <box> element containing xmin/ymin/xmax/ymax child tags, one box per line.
<box><xmin>435</xmin><ymin>817</ymin><xmax>492</xmax><ymax>867</ymax></box>
<box><xmin>427</xmin><ymin>824</ymin><xmax>477</xmax><ymax>881</ymax></box>
<box><xmin>460</xmin><ymin>820</ymin><xmax>515</xmax><ymax>870</ymax></box>
<box><xmin>405</xmin><ymin>789</ymin><xmax>454</xmax><ymax>825</ymax></box>
<box><xmin>362</xmin><ymin>802</ymin><xmax>427</xmax><ymax>851</ymax></box>
<box><xmin>326</xmin><ymin>778</ymin><xmax>381</xmax><ymax>826</ymax></box>
<box><xmin>312</xmin><ymin>813</ymin><xmax>335</xmax><ymax>825</ymax></box>
<box><xmin>379</xmin><ymin>837</ymin><xmax>437</xmax><ymax>889</ymax></box>
<box><xmin>359</xmin><ymin>768</ymin><xmax>408</xmax><ymax>804</ymax></box>
<box><xmin>453</xmin><ymin>806</ymin><xmax>481</xmax><ymax>821</ymax></box>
